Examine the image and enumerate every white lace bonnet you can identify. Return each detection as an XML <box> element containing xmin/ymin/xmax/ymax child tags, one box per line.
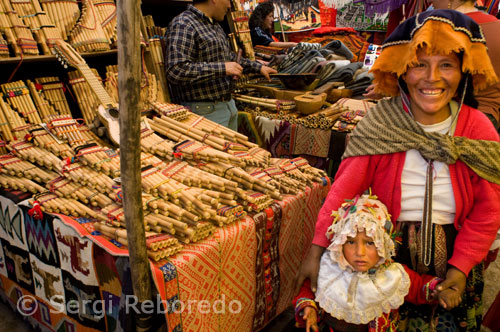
<box><xmin>326</xmin><ymin>193</ymin><xmax>396</xmax><ymax>271</ymax></box>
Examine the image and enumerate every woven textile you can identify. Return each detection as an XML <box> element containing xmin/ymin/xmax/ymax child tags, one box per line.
<box><xmin>238</xmin><ymin>111</ymin><xmax>265</xmax><ymax>148</ymax></box>
<box><xmin>344</xmin><ymin>97</ymin><xmax>500</xmax><ymax>185</ymax></box>
<box><xmin>157</xmin><ymin>216</ymin><xmax>257</xmax><ymax>332</ymax></box>
<box><xmin>0</xmin><ymin>193</ymin><xmax>143</xmax><ymax>332</ymax></box>
<box><xmin>290</xmin><ymin>124</ymin><xmax>331</xmax><ymax>158</ymax></box>
<box><xmin>276</xmin><ymin>180</ymin><xmax>331</xmax><ymax>314</ymax></box>
<box><xmin>0</xmin><ymin>182</ymin><xmax>330</xmax><ymax>332</ymax></box>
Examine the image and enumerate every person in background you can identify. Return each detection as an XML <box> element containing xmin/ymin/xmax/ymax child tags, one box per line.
<box><xmin>249</xmin><ymin>1</ymin><xmax>297</xmax><ymax>49</ymax></box>
<box><xmin>293</xmin><ymin>194</ymin><xmax>456</xmax><ymax>332</ymax></box>
<box><xmin>165</xmin><ymin>0</ymin><xmax>276</xmax><ymax>131</ymax></box>
<box><xmin>295</xmin><ymin>9</ymin><xmax>500</xmax><ymax>332</ymax></box>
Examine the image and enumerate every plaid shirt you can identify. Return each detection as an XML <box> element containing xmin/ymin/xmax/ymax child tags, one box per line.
<box><xmin>165</xmin><ymin>5</ymin><xmax>262</xmax><ymax>103</ymax></box>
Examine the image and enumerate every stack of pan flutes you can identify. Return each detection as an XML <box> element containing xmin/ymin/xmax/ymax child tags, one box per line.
<box><xmin>0</xmin><ymin>74</ymin><xmax>327</xmax><ymax>261</ymax></box>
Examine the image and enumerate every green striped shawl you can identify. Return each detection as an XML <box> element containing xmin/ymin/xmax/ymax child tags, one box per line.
<box><xmin>343</xmin><ymin>97</ymin><xmax>500</xmax><ymax>185</ymax></box>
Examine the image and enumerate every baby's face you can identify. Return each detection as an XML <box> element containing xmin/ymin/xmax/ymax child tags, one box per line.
<box><xmin>342</xmin><ymin>230</ymin><xmax>380</xmax><ymax>272</ymax></box>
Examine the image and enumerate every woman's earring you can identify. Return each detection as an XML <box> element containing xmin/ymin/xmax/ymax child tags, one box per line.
<box><xmin>448</xmin><ymin>1</ymin><xmax>452</xmax><ymax>8</ymax></box>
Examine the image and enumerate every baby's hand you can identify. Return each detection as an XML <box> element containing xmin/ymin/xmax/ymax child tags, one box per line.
<box><xmin>437</xmin><ymin>288</ymin><xmax>462</xmax><ymax>310</ymax></box>
<box><xmin>303</xmin><ymin>306</ymin><xmax>319</xmax><ymax>332</ymax></box>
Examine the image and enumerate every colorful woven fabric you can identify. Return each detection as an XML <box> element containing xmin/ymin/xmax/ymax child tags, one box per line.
<box><xmin>276</xmin><ymin>180</ymin><xmax>331</xmax><ymax>314</ymax></box>
<box><xmin>238</xmin><ymin>111</ymin><xmax>265</xmax><ymax>148</ymax></box>
<box><xmin>0</xmin><ymin>194</ymin><xmax>141</xmax><ymax>332</ymax></box>
<box><xmin>289</xmin><ymin>124</ymin><xmax>331</xmax><ymax>158</ymax></box>
<box><xmin>157</xmin><ymin>216</ymin><xmax>257</xmax><ymax>332</ymax></box>
<box><xmin>0</xmin><ymin>181</ymin><xmax>330</xmax><ymax>332</ymax></box>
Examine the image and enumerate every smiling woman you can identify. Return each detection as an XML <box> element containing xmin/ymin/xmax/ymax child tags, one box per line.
<box><xmin>401</xmin><ymin>48</ymin><xmax>463</xmax><ymax>124</ymax></box>
<box><xmin>295</xmin><ymin>9</ymin><xmax>500</xmax><ymax>332</ymax></box>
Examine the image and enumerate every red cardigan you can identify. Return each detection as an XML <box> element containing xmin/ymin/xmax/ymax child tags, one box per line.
<box><xmin>313</xmin><ymin>104</ymin><xmax>500</xmax><ymax>275</ymax></box>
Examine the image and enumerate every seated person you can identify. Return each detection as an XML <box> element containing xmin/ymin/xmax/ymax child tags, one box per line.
<box><xmin>293</xmin><ymin>194</ymin><xmax>459</xmax><ymax>332</ymax></box>
<box><xmin>249</xmin><ymin>2</ymin><xmax>297</xmax><ymax>49</ymax></box>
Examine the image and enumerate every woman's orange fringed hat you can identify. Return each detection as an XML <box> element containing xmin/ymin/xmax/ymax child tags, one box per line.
<box><xmin>371</xmin><ymin>9</ymin><xmax>498</xmax><ymax>96</ymax></box>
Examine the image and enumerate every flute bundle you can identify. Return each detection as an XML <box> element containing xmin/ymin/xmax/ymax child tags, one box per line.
<box><xmin>45</xmin><ymin>114</ymin><xmax>95</xmax><ymax>146</ymax></box>
<box><xmin>91</xmin><ymin>0</ymin><xmax>117</xmax><ymax>45</ymax></box>
<box><xmin>0</xmin><ymin>3</ymin><xmax>20</xmax><ymax>55</ymax></box>
<box><xmin>35</xmin><ymin>77</ymin><xmax>71</xmax><ymax>115</ymax></box>
<box><xmin>1</xmin><ymin>81</ymin><xmax>42</xmax><ymax>124</ymax></box>
<box><xmin>0</xmin><ymin>153</ymin><xmax>58</xmax><ymax>183</ymax></box>
<box><xmin>143</xmin><ymin>15</ymin><xmax>169</xmax><ymax>102</ymax></box>
<box><xmin>7</xmin><ymin>140</ymin><xmax>63</xmax><ymax>172</ymax></box>
<box><xmin>11</xmin><ymin>0</ymin><xmax>63</xmax><ymax>54</ymax></box>
<box><xmin>28</xmin><ymin>125</ymin><xmax>74</xmax><ymax>158</ymax></box>
<box><xmin>147</xmin><ymin>118</ymin><xmax>242</xmax><ymax>166</ymax></box>
<box><xmin>233</xmin><ymin>94</ymin><xmax>295</xmax><ymax>112</ymax></box>
<box><xmin>27</xmin><ymin>80</ymin><xmax>58</xmax><ymax>120</ymax></box>
<box><xmin>29</xmin><ymin>192</ymin><xmax>100</xmax><ymax>219</ymax></box>
<box><xmin>69</xmin><ymin>0</ymin><xmax>110</xmax><ymax>53</ymax></box>
<box><xmin>61</xmin><ymin>161</ymin><xmax>115</xmax><ymax>194</ymax></box>
<box><xmin>74</xmin><ymin>142</ymin><xmax>120</xmax><ymax>177</ymax></box>
<box><xmin>93</xmin><ymin>223</ymin><xmax>183</xmax><ymax>261</ymax></box>
<box><xmin>0</xmin><ymin>35</ymin><xmax>8</xmax><ymax>57</ymax></box>
<box><xmin>184</xmin><ymin>113</ymin><xmax>255</xmax><ymax>147</ymax></box>
<box><xmin>289</xmin><ymin>157</ymin><xmax>328</xmax><ymax>181</ymax></box>
<box><xmin>0</xmin><ymin>173</ymin><xmax>46</xmax><ymax>193</ymax></box>
<box><xmin>0</xmin><ymin>0</ymin><xmax>38</xmax><ymax>55</ymax></box>
<box><xmin>105</xmin><ymin>67</ymin><xmax>159</xmax><ymax>112</ymax></box>
<box><xmin>140</xmin><ymin>128</ymin><xmax>175</xmax><ymax>160</ymax></box>
<box><xmin>46</xmin><ymin>176</ymin><xmax>112</xmax><ymax>207</ymax></box>
<box><xmin>0</xmin><ymin>140</ymin><xmax>7</xmax><ymax>154</ymax></box>
<box><xmin>40</xmin><ymin>0</ymin><xmax>80</xmax><ymax>40</ymax></box>
<box><xmin>0</xmin><ymin>98</ymin><xmax>16</xmax><ymax>142</ymax></box>
<box><xmin>148</xmin><ymin>101</ymin><xmax>190</xmax><ymax>121</ymax></box>
<box><xmin>68</xmin><ymin>70</ymin><xmax>101</xmax><ymax>126</ymax></box>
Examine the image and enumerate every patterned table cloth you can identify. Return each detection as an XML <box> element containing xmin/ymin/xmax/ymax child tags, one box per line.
<box><xmin>0</xmin><ymin>180</ymin><xmax>330</xmax><ymax>332</ymax></box>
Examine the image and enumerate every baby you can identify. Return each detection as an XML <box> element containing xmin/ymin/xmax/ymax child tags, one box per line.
<box><xmin>293</xmin><ymin>194</ymin><xmax>461</xmax><ymax>332</ymax></box>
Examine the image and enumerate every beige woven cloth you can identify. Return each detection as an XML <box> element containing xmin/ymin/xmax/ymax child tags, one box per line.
<box><xmin>343</xmin><ymin>97</ymin><xmax>500</xmax><ymax>185</ymax></box>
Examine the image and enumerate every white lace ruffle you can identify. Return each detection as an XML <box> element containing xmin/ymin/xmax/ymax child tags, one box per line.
<box><xmin>315</xmin><ymin>252</ymin><xmax>410</xmax><ymax>325</ymax></box>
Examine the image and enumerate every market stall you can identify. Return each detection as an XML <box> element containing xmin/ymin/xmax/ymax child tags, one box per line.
<box><xmin>0</xmin><ymin>176</ymin><xmax>328</xmax><ymax>331</ymax></box>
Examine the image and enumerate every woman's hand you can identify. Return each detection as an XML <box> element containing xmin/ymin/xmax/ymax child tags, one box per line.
<box><xmin>303</xmin><ymin>306</ymin><xmax>319</xmax><ymax>332</ymax></box>
<box><xmin>294</xmin><ymin>244</ymin><xmax>325</xmax><ymax>294</ymax></box>
<box><xmin>435</xmin><ymin>267</ymin><xmax>466</xmax><ymax>302</ymax></box>
<box><xmin>437</xmin><ymin>288</ymin><xmax>462</xmax><ymax>310</ymax></box>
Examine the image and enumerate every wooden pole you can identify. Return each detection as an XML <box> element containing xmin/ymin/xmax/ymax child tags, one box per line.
<box><xmin>117</xmin><ymin>0</ymin><xmax>152</xmax><ymax>330</ymax></box>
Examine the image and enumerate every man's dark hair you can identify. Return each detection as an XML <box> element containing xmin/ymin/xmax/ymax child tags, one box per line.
<box><xmin>249</xmin><ymin>1</ymin><xmax>274</xmax><ymax>32</ymax></box>
<box><xmin>192</xmin><ymin>0</ymin><xmax>208</xmax><ymax>4</ymax></box>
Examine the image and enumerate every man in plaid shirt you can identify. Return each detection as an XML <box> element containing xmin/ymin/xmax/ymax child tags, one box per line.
<box><xmin>165</xmin><ymin>0</ymin><xmax>276</xmax><ymax>130</ymax></box>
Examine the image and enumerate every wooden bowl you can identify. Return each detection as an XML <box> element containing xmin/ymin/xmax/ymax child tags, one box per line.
<box><xmin>271</xmin><ymin>73</ymin><xmax>318</xmax><ymax>90</ymax></box>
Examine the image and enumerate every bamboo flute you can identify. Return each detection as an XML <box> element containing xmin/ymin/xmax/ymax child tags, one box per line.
<box><xmin>2</xmin><ymin>81</ymin><xmax>42</xmax><ymax>124</ymax></box>
<box><xmin>0</xmin><ymin>2</ymin><xmax>20</xmax><ymax>54</ymax></box>
<box><xmin>0</xmin><ymin>153</ymin><xmax>58</xmax><ymax>182</ymax></box>
<box><xmin>69</xmin><ymin>0</ymin><xmax>110</xmax><ymax>52</ymax></box>
<box><xmin>1</xmin><ymin>0</ymin><xmax>38</xmax><ymax>55</ymax></box>
<box><xmin>0</xmin><ymin>97</ymin><xmax>30</xmax><ymax>139</ymax></box>
<box><xmin>0</xmin><ymin>99</ymin><xmax>14</xmax><ymax>141</ymax></box>
<box><xmin>0</xmin><ymin>173</ymin><xmax>46</xmax><ymax>193</ymax></box>
<box><xmin>7</xmin><ymin>140</ymin><xmax>63</xmax><ymax>172</ymax></box>
<box><xmin>27</xmin><ymin>80</ymin><xmax>55</xmax><ymax>120</ymax></box>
